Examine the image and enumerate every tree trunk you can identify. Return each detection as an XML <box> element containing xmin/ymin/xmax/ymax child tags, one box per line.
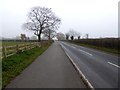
<box><xmin>38</xmin><ymin>35</ymin><xmax>41</xmax><ymax>42</ymax></box>
<box><xmin>48</xmin><ymin>29</ymin><xmax>51</xmax><ymax>40</ymax></box>
<box><xmin>38</xmin><ymin>28</ymin><xmax>42</xmax><ymax>42</ymax></box>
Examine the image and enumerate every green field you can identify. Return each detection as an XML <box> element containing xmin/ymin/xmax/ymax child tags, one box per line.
<box><xmin>1</xmin><ymin>41</ymin><xmax>31</xmax><ymax>46</ymax></box>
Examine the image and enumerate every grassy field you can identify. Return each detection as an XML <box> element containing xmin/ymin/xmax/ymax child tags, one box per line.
<box><xmin>1</xmin><ymin>41</ymin><xmax>31</xmax><ymax>46</ymax></box>
<box><xmin>2</xmin><ymin>42</ymin><xmax>52</xmax><ymax>88</ymax></box>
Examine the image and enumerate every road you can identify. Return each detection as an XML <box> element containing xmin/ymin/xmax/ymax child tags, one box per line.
<box><xmin>6</xmin><ymin>41</ymin><xmax>85</xmax><ymax>88</ymax></box>
<box><xmin>59</xmin><ymin>41</ymin><xmax>119</xmax><ymax>88</ymax></box>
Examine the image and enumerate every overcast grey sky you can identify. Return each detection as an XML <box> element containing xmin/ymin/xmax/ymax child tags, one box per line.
<box><xmin>0</xmin><ymin>0</ymin><xmax>119</xmax><ymax>38</ymax></box>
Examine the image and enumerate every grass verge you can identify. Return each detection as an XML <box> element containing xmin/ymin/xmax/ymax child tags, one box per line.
<box><xmin>68</xmin><ymin>41</ymin><xmax>119</xmax><ymax>56</ymax></box>
<box><xmin>2</xmin><ymin>42</ymin><xmax>52</xmax><ymax>88</ymax></box>
<box><xmin>78</xmin><ymin>44</ymin><xmax>119</xmax><ymax>55</ymax></box>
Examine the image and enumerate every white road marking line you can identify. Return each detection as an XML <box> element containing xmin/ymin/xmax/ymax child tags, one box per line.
<box><xmin>108</xmin><ymin>62</ymin><xmax>120</xmax><ymax>69</ymax></box>
<box><xmin>63</xmin><ymin>42</ymin><xmax>93</xmax><ymax>56</ymax></box>
<box><xmin>79</xmin><ymin>49</ymin><xmax>93</xmax><ymax>56</ymax></box>
<box><xmin>71</xmin><ymin>46</ymin><xmax>76</xmax><ymax>49</ymax></box>
<box><xmin>65</xmin><ymin>51</ymin><xmax>94</xmax><ymax>89</ymax></box>
<box><xmin>60</xmin><ymin>43</ymin><xmax>94</xmax><ymax>89</ymax></box>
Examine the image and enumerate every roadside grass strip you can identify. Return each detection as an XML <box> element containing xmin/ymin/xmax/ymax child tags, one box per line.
<box><xmin>67</xmin><ymin>41</ymin><xmax>119</xmax><ymax>56</ymax></box>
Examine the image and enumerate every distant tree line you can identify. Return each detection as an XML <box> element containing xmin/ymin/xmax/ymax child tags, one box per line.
<box><xmin>65</xmin><ymin>29</ymin><xmax>82</xmax><ymax>40</ymax></box>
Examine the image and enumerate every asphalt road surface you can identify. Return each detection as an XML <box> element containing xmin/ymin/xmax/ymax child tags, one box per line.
<box><xmin>6</xmin><ymin>41</ymin><xmax>85</xmax><ymax>88</ymax></box>
<box><xmin>60</xmin><ymin>41</ymin><xmax>119</xmax><ymax>88</ymax></box>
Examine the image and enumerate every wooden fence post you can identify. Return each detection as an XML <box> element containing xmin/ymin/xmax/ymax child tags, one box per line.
<box><xmin>30</xmin><ymin>42</ymin><xmax>32</xmax><ymax>49</ymax></box>
<box><xmin>2</xmin><ymin>46</ymin><xmax>6</xmax><ymax>58</ymax></box>
<box><xmin>16</xmin><ymin>45</ymin><xmax>19</xmax><ymax>53</ymax></box>
<box><xmin>24</xmin><ymin>43</ymin><xmax>26</xmax><ymax>50</ymax></box>
<box><xmin>37</xmin><ymin>42</ymin><xmax>40</xmax><ymax>47</ymax></box>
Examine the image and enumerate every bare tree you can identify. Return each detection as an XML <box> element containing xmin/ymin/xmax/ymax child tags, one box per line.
<box><xmin>21</xmin><ymin>34</ymin><xmax>26</xmax><ymax>41</ymax></box>
<box><xmin>86</xmin><ymin>34</ymin><xmax>89</xmax><ymax>39</ymax></box>
<box><xmin>22</xmin><ymin>6</ymin><xmax>61</xmax><ymax>41</ymax></box>
<box><xmin>68</xmin><ymin>29</ymin><xmax>81</xmax><ymax>40</ymax></box>
<box><xmin>71</xmin><ymin>36</ymin><xmax>74</xmax><ymax>40</ymax></box>
<box><xmin>68</xmin><ymin>29</ymin><xmax>76</xmax><ymax>37</ymax></box>
<box><xmin>78</xmin><ymin>36</ymin><xmax>80</xmax><ymax>40</ymax></box>
<box><xmin>65</xmin><ymin>33</ymin><xmax>70</xmax><ymax>40</ymax></box>
<box><xmin>43</xmin><ymin>29</ymin><xmax>57</xmax><ymax>40</ymax></box>
<box><xmin>75</xmin><ymin>32</ymin><xmax>81</xmax><ymax>40</ymax></box>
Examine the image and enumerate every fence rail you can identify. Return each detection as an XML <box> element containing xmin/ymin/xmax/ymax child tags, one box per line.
<box><xmin>1</xmin><ymin>42</ymin><xmax>41</xmax><ymax>58</ymax></box>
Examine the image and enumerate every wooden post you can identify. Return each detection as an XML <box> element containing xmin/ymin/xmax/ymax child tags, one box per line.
<box><xmin>24</xmin><ymin>43</ymin><xmax>26</xmax><ymax>50</ymax></box>
<box><xmin>2</xmin><ymin>46</ymin><xmax>6</xmax><ymax>58</ymax></box>
<box><xmin>26</xmin><ymin>43</ymin><xmax>28</xmax><ymax>50</ymax></box>
<box><xmin>35</xmin><ymin>42</ymin><xmax>38</xmax><ymax>48</ymax></box>
<box><xmin>16</xmin><ymin>45</ymin><xmax>19</xmax><ymax>53</ymax></box>
<box><xmin>30</xmin><ymin>42</ymin><xmax>32</xmax><ymax>49</ymax></box>
<box><xmin>38</xmin><ymin>42</ymin><xmax>41</xmax><ymax>47</ymax></box>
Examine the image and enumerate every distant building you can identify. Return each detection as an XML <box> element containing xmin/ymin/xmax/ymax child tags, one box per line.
<box><xmin>57</xmin><ymin>32</ymin><xmax>65</xmax><ymax>40</ymax></box>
